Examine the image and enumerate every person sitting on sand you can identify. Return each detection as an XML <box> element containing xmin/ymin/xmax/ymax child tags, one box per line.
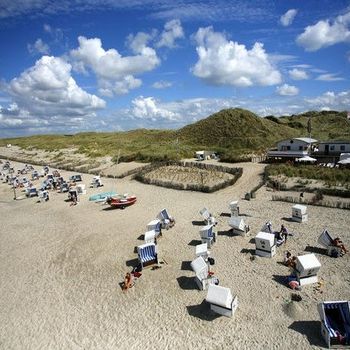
<box><xmin>332</xmin><ymin>237</ymin><xmax>348</xmax><ymax>254</ymax></box>
<box><xmin>285</xmin><ymin>255</ymin><xmax>297</xmax><ymax>269</ymax></box>
<box><xmin>284</xmin><ymin>251</ymin><xmax>292</xmax><ymax>265</ymax></box>
<box><xmin>279</xmin><ymin>224</ymin><xmax>289</xmax><ymax>243</ymax></box>
<box><xmin>122</xmin><ymin>272</ymin><xmax>134</xmax><ymax>292</ymax></box>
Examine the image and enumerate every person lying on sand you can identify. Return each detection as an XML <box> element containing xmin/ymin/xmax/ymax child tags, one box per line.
<box><xmin>332</xmin><ymin>238</ymin><xmax>348</xmax><ymax>254</ymax></box>
<box><xmin>122</xmin><ymin>272</ymin><xmax>134</xmax><ymax>292</ymax></box>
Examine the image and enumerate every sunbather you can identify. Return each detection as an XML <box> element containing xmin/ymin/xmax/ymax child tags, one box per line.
<box><xmin>122</xmin><ymin>272</ymin><xmax>134</xmax><ymax>292</ymax></box>
<box><xmin>332</xmin><ymin>237</ymin><xmax>348</xmax><ymax>254</ymax></box>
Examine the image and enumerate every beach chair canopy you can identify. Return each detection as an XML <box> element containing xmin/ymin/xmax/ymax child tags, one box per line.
<box><xmin>200</xmin><ymin>208</ymin><xmax>211</xmax><ymax>221</ymax></box>
<box><xmin>191</xmin><ymin>256</ymin><xmax>208</xmax><ymax>280</ymax></box>
<box><xmin>318</xmin><ymin>229</ymin><xmax>333</xmax><ymax>248</ymax></box>
<box><xmin>206</xmin><ymin>284</ymin><xmax>233</xmax><ymax>309</ymax></box>
<box><xmin>292</xmin><ymin>204</ymin><xmax>307</xmax><ymax>215</ymax></box>
<box><xmin>157</xmin><ymin>208</ymin><xmax>173</xmax><ymax>222</ymax></box>
<box><xmin>228</xmin><ymin>217</ymin><xmax>246</xmax><ymax>231</ymax></box>
<box><xmin>295</xmin><ymin>253</ymin><xmax>321</xmax><ymax>277</ymax></box>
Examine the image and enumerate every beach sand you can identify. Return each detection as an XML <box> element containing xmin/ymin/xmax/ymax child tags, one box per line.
<box><xmin>0</xmin><ymin>158</ymin><xmax>349</xmax><ymax>349</ymax></box>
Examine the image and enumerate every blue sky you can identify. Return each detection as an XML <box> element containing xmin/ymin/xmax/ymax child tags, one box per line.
<box><xmin>0</xmin><ymin>0</ymin><xmax>349</xmax><ymax>137</ymax></box>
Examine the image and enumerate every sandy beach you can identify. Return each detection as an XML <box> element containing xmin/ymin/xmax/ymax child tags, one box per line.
<box><xmin>0</xmin><ymin>157</ymin><xmax>349</xmax><ymax>350</ymax></box>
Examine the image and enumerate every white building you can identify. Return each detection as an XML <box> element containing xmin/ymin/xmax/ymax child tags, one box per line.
<box><xmin>267</xmin><ymin>137</ymin><xmax>318</xmax><ymax>160</ymax></box>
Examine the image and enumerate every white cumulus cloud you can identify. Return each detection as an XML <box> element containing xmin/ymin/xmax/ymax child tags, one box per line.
<box><xmin>156</xmin><ymin>19</ymin><xmax>184</xmax><ymax>48</ymax></box>
<box><xmin>3</xmin><ymin>55</ymin><xmax>105</xmax><ymax>133</ymax></box>
<box><xmin>130</xmin><ymin>96</ymin><xmax>180</xmax><ymax>121</ymax></box>
<box><xmin>70</xmin><ymin>36</ymin><xmax>160</xmax><ymax>96</ymax></box>
<box><xmin>305</xmin><ymin>90</ymin><xmax>350</xmax><ymax>109</ymax></box>
<box><xmin>289</xmin><ymin>68</ymin><xmax>309</xmax><ymax>80</ymax></box>
<box><xmin>192</xmin><ymin>26</ymin><xmax>281</xmax><ymax>87</ymax></box>
<box><xmin>296</xmin><ymin>11</ymin><xmax>350</xmax><ymax>51</ymax></box>
<box><xmin>280</xmin><ymin>9</ymin><xmax>298</xmax><ymax>26</ymax></box>
<box><xmin>276</xmin><ymin>84</ymin><xmax>299</xmax><ymax>96</ymax></box>
<box><xmin>27</xmin><ymin>38</ymin><xmax>50</xmax><ymax>55</ymax></box>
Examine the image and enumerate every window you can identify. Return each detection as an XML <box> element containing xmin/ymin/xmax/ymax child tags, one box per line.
<box><xmin>340</xmin><ymin>145</ymin><xmax>345</xmax><ymax>151</ymax></box>
<box><xmin>330</xmin><ymin>145</ymin><xmax>335</xmax><ymax>151</ymax></box>
<box><xmin>299</xmin><ymin>146</ymin><xmax>303</xmax><ymax>150</ymax></box>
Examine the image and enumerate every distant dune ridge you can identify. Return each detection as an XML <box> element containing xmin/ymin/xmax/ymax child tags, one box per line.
<box><xmin>0</xmin><ymin>108</ymin><xmax>348</xmax><ymax>163</ymax></box>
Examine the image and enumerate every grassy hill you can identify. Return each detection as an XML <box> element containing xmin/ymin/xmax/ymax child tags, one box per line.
<box><xmin>1</xmin><ymin>109</ymin><xmax>349</xmax><ymax>162</ymax></box>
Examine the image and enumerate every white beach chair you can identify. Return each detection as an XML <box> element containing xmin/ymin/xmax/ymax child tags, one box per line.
<box><xmin>292</xmin><ymin>204</ymin><xmax>308</xmax><ymax>222</ymax></box>
<box><xmin>295</xmin><ymin>253</ymin><xmax>321</xmax><ymax>286</ymax></box>
<box><xmin>205</xmin><ymin>284</ymin><xmax>238</xmax><ymax>318</ymax></box>
<box><xmin>157</xmin><ymin>208</ymin><xmax>175</xmax><ymax>229</ymax></box>
<box><xmin>137</xmin><ymin>243</ymin><xmax>158</xmax><ymax>268</ymax></box>
<box><xmin>39</xmin><ymin>190</ymin><xmax>49</xmax><ymax>202</ymax></box>
<box><xmin>318</xmin><ymin>229</ymin><xmax>343</xmax><ymax>257</ymax></box>
<box><xmin>318</xmin><ymin>300</ymin><xmax>350</xmax><ymax>348</ymax></box>
<box><xmin>200</xmin><ymin>208</ymin><xmax>217</xmax><ymax>226</ymax></box>
<box><xmin>147</xmin><ymin>219</ymin><xmax>162</xmax><ymax>233</ymax></box>
<box><xmin>190</xmin><ymin>256</ymin><xmax>214</xmax><ymax>290</ymax></box>
<box><xmin>228</xmin><ymin>217</ymin><xmax>250</xmax><ymax>236</ymax></box>
<box><xmin>255</xmin><ymin>231</ymin><xmax>276</xmax><ymax>257</ymax></box>
<box><xmin>229</xmin><ymin>200</ymin><xmax>239</xmax><ymax>217</ymax></box>
<box><xmin>195</xmin><ymin>242</ymin><xmax>210</xmax><ymax>260</ymax></box>
<box><xmin>199</xmin><ymin>224</ymin><xmax>216</xmax><ymax>248</ymax></box>
<box><xmin>90</xmin><ymin>175</ymin><xmax>103</xmax><ymax>188</ymax></box>
<box><xmin>144</xmin><ymin>230</ymin><xmax>159</xmax><ymax>244</ymax></box>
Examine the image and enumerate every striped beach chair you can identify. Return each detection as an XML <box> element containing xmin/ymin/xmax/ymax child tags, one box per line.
<box><xmin>318</xmin><ymin>301</ymin><xmax>350</xmax><ymax>348</ymax></box>
<box><xmin>137</xmin><ymin>243</ymin><xmax>158</xmax><ymax>268</ymax></box>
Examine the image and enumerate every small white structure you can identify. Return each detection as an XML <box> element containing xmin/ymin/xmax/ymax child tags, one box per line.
<box><xmin>144</xmin><ymin>230</ymin><xmax>159</xmax><ymax>244</ymax></box>
<box><xmin>228</xmin><ymin>216</ymin><xmax>250</xmax><ymax>236</ymax></box>
<box><xmin>195</xmin><ymin>243</ymin><xmax>210</xmax><ymax>260</ymax></box>
<box><xmin>90</xmin><ymin>175</ymin><xmax>103</xmax><ymax>188</ymax></box>
<box><xmin>206</xmin><ymin>284</ymin><xmax>238</xmax><ymax>318</ymax></box>
<box><xmin>147</xmin><ymin>219</ymin><xmax>162</xmax><ymax>233</ymax></box>
<box><xmin>191</xmin><ymin>256</ymin><xmax>214</xmax><ymax>290</ymax></box>
<box><xmin>195</xmin><ymin>150</ymin><xmax>216</xmax><ymax>161</ymax></box>
<box><xmin>199</xmin><ymin>224</ymin><xmax>216</xmax><ymax>248</ymax></box>
<box><xmin>318</xmin><ymin>300</ymin><xmax>350</xmax><ymax>348</ymax></box>
<box><xmin>76</xmin><ymin>184</ymin><xmax>86</xmax><ymax>195</ymax></box>
<box><xmin>229</xmin><ymin>200</ymin><xmax>239</xmax><ymax>217</ymax></box>
<box><xmin>255</xmin><ymin>231</ymin><xmax>276</xmax><ymax>257</ymax></box>
<box><xmin>292</xmin><ymin>204</ymin><xmax>308</xmax><ymax>222</ymax></box>
<box><xmin>157</xmin><ymin>208</ymin><xmax>175</xmax><ymax>229</ymax></box>
<box><xmin>295</xmin><ymin>253</ymin><xmax>321</xmax><ymax>286</ymax></box>
<box><xmin>199</xmin><ymin>207</ymin><xmax>217</xmax><ymax>226</ymax></box>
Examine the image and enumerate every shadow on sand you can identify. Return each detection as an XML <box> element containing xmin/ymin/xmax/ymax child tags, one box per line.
<box><xmin>188</xmin><ymin>239</ymin><xmax>202</xmax><ymax>246</ymax></box>
<box><xmin>125</xmin><ymin>258</ymin><xmax>139</xmax><ymax>267</ymax></box>
<box><xmin>176</xmin><ymin>276</ymin><xmax>197</xmax><ymax>290</ymax></box>
<box><xmin>181</xmin><ymin>261</ymin><xmax>193</xmax><ymax>271</ymax></box>
<box><xmin>192</xmin><ymin>220</ymin><xmax>206</xmax><ymax>226</ymax></box>
<box><xmin>304</xmin><ymin>246</ymin><xmax>328</xmax><ymax>256</ymax></box>
<box><xmin>240</xmin><ymin>248</ymin><xmax>255</xmax><ymax>255</ymax></box>
<box><xmin>186</xmin><ymin>300</ymin><xmax>221</xmax><ymax>321</ymax></box>
<box><xmin>281</xmin><ymin>217</ymin><xmax>295</xmax><ymax>223</ymax></box>
<box><xmin>288</xmin><ymin>321</ymin><xmax>324</xmax><ymax>347</ymax></box>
